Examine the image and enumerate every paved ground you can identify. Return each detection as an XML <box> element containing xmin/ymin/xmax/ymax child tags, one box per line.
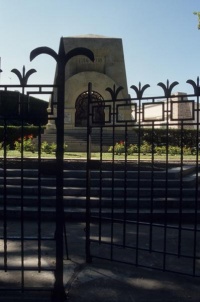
<box><xmin>0</xmin><ymin>221</ymin><xmax>199</xmax><ymax>301</ymax></box>
<box><xmin>64</xmin><ymin>222</ymin><xmax>200</xmax><ymax>302</ymax></box>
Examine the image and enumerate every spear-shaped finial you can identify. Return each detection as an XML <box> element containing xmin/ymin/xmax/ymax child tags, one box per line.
<box><xmin>11</xmin><ymin>65</ymin><xmax>36</xmax><ymax>86</ymax></box>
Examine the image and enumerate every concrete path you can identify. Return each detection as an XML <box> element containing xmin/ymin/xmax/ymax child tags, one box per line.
<box><xmin>64</xmin><ymin>223</ymin><xmax>200</xmax><ymax>302</ymax></box>
<box><xmin>0</xmin><ymin>221</ymin><xmax>199</xmax><ymax>301</ymax></box>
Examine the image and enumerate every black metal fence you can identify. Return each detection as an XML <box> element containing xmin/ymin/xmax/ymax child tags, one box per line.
<box><xmin>0</xmin><ymin>40</ymin><xmax>200</xmax><ymax>301</ymax></box>
<box><xmin>0</xmin><ymin>40</ymin><xmax>94</xmax><ymax>301</ymax></box>
<box><xmin>0</xmin><ymin>82</ymin><xmax>60</xmax><ymax>298</ymax></box>
<box><xmin>86</xmin><ymin>81</ymin><xmax>200</xmax><ymax>277</ymax></box>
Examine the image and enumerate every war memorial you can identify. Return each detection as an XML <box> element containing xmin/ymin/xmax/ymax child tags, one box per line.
<box><xmin>42</xmin><ymin>35</ymin><xmax>133</xmax><ymax>151</ymax></box>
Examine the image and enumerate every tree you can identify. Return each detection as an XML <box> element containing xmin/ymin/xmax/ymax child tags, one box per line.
<box><xmin>193</xmin><ymin>12</ymin><xmax>200</xmax><ymax>29</ymax></box>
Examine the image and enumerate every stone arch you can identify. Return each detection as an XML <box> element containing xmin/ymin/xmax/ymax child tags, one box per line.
<box><xmin>75</xmin><ymin>90</ymin><xmax>104</xmax><ymax>127</ymax></box>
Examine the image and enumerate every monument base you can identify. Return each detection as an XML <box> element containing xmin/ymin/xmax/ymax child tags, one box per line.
<box><xmin>41</xmin><ymin>128</ymin><xmax>137</xmax><ymax>152</ymax></box>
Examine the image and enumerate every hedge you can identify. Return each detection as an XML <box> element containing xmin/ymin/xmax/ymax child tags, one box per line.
<box><xmin>135</xmin><ymin>128</ymin><xmax>199</xmax><ymax>147</ymax></box>
<box><xmin>0</xmin><ymin>90</ymin><xmax>48</xmax><ymax>125</ymax></box>
<box><xmin>0</xmin><ymin>126</ymin><xmax>46</xmax><ymax>149</ymax></box>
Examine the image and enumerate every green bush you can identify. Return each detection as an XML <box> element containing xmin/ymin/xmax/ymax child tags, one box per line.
<box><xmin>140</xmin><ymin>141</ymin><xmax>152</xmax><ymax>154</ymax></box>
<box><xmin>127</xmin><ymin>144</ymin><xmax>138</xmax><ymax>154</ymax></box>
<box><xmin>135</xmin><ymin>128</ymin><xmax>199</xmax><ymax>148</ymax></box>
<box><xmin>0</xmin><ymin>126</ymin><xmax>45</xmax><ymax>149</ymax></box>
<box><xmin>108</xmin><ymin>141</ymin><xmax>125</xmax><ymax>155</ymax></box>
<box><xmin>41</xmin><ymin>141</ymin><xmax>68</xmax><ymax>154</ymax></box>
<box><xmin>41</xmin><ymin>141</ymin><xmax>56</xmax><ymax>154</ymax></box>
<box><xmin>108</xmin><ymin>141</ymin><xmax>196</xmax><ymax>156</ymax></box>
<box><xmin>63</xmin><ymin>142</ymin><xmax>68</xmax><ymax>152</ymax></box>
<box><xmin>0</xmin><ymin>90</ymin><xmax>48</xmax><ymax>125</ymax></box>
<box><xmin>183</xmin><ymin>146</ymin><xmax>192</xmax><ymax>155</ymax></box>
<box><xmin>155</xmin><ymin>145</ymin><xmax>166</xmax><ymax>155</ymax></box>
<box><xmin>14</xmin><ymin>134</ymin><xmax>35</xmax><ymax>153</ymax></box>
<box><xmin>0</xmin><ymin>142</ymin><xmax>10</xmax><ymax>151</ymax></box>
<box><xmin>168</xmin><ymin>146</ymin><xmax>181</xmax><ymax>155</ymax></box>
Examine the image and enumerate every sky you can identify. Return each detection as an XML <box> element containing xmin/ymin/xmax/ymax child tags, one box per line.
<box><xmin>0</xmin><ymin>0</ymin><xmax>200</xmax><ymax>100</ymax></box>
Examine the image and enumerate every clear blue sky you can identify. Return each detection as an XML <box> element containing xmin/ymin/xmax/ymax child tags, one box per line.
<box><xmin>0</xmin><ymin>0</ymin><xmax>200</xmax><ymax>99</ymax></box>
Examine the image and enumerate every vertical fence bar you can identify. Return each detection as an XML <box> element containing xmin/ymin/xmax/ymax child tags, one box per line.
<box><xmin>37</xmin><ymin>124</ymin><xmax>42</xmax><ymax>272</ymax></box>
<box><xmin>86</xmin><ymin>82</ymin><xmax>92</xmax><ymax>263</ymax></box>
<box><xmin>20</xmin><ymin>91</ymin><xmax>25</xmax><ymax>291</ymax></box>
<box><xmin>123</xmin><ymin>123</ymin><xmax>128</xmax><ymax>248</ymax></box>
<box><xmin>51</xmin><ymin>44</ymin><xmax>66</xmax><ymax>302</ymax></box>
<box><xmin>193</xmin><ymin>91</ymin><xmax>199</xmax><ymax>276</ymax></box>
<box><xmin>110</xmin><ymin>94</ymin><xmax>116</xmax><ymax>261</ymax></box>
<box><xmin>162</xmin><ymin>94</ymin><xmax>170</xmax><ymax>272</ymax></box>
<box><xmin>3</xmin><ymin>118</ymin><xmax>8</xmax><ymax>272</ymax></box>
<box><xmin>98</xmin><ymin>125</ymin><xmax>103</xmax><ymax>244</ymax></box>
<box><xmin>149</xmin><ymin>120</ymin><xmax>155</xmax><ymax>253</ymax></box>
<box><xmin>135</xmin><ymin>97</ymin><xmax>142</xmax><ymax>266</ymax></box>
<box><xmin>178</xmin><ymin>121</ymin><xmax>184</xmax><ymax>258</ymax></box>
<box><xmin>29</xmin><ymin>42</ymin><xmax>94</xmax><ymax>299</ymax></box>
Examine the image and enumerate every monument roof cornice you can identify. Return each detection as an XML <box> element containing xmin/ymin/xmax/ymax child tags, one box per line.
<box><xmin>63</xmin><ymin>34</ymin><xmax>119</xmax><ymax>39</ymax></box>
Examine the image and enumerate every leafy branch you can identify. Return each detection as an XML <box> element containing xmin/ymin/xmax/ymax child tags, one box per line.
<box><xmin>193</xmin><ymin>12</ymin><xmax>200</xmax><ymax>30</ymax></box>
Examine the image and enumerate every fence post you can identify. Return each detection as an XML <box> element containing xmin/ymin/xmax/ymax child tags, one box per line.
<box><xmin>30</xmin><ymin>39</ymin><xmax>94</xmax><ymax>301</ymax></box>
<box><xmin>86</xmin><ymin>82</ymin><xmax>92</xmax><ymax>262</ymax></box>
<box><xmin>51</xmin><ymin>40</ymin><xmax>66</xmax><ymax>302</ymax></box>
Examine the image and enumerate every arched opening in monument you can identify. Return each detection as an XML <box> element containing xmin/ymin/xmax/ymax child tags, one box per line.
<box><xmin>75</xmin><ymin>91</ymin><xmax>105</xmax><ymax>127</ymax></box>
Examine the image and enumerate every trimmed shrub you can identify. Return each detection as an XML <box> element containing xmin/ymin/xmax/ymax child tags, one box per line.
<box><xmin>41</xmin><ymin>141</ymin><xmax>56</xmax><ymax>154</ymax></box>
<box><xmin>41</xmin><ymin>141</ymin><xmax>68</xmax><ymax>154</ymax></box>
<box><xmin>108</xmin><ymin>141</ymin><xmax>125</xmax><ymax>155</ymax></box>
<box><xmin>140</xmin><ymin>141</ymin><xmax>152</xmax><ymax>154</ymax></box>
<box><xmin>0</xmin><ymin>142</ymin><xmax>10</xmax><ymax>151</ymax></box>
<box><xmin>0</xmin><ymin>90</ymin><xmax>48</xmax><ymax>125</ymax></box>
<box><xmin>127</xmin><ymin>144</ymin><xmax>138</xmax><ymax>154</ymax></box>
<box><xmin>134</xmin><ymin>128</ymin><xmax>199</xmax><ymax>148</ymax></box>
<box><xmin>14</xmin><ymin>134</ymin><xmax>36</xmax><ymax>153</ymax></box>
<box><xmin>155</xmin><ymin>145</ymin><xmax>166</xmax><ymax>155</ymax></box>
<box><xmin>168</xmin><ymin>146</ymin><xmax>181</xmax><ymax>155</ymax></box>
<box><xmin>0</xmin><ymin>126</ymin><xmax>45</xmax><ymax>149</ymax></box>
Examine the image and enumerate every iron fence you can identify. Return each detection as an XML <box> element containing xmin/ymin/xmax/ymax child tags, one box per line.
<box><xmin>86</xmin><ymin>81</ymin><xmax>200</xmax><ymax>277</ymax></box>
<box><xmin>0</xmin><ymin>40</ymin><xmax>200</xmax><ymax>302</ymax></box>
<box><xmin>0</xmin><ymin>82</ymin><xmax>60</xmax><ymax>297</ymax></box>
<box><xmin>0</xmin><ymin>38</ymin><xmax>94</xmax><ymax>301</ymax></box>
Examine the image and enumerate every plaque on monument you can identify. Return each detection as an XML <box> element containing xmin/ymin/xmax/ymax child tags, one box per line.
<box><xmin>64</xmin><ymin>112</ymin><xmax>72</xmax><ymax>124</ymax></box>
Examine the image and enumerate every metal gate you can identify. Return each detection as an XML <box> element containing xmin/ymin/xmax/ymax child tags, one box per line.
<box><xmin>86</xmin><ymin>81</ymin><xmax>200</xmax><ymax>277</ymax></box>
<box><xmin>0</xmin><ymin>82</ymin><xmax>60</xmax><ymax>299</ymax></box>
<box><xmin>1</xmin><ymin>40</ymin><xmax>200</xmax><ymax>301</ymax></box>
<box><xmin>0</xmin><ymin>40</ymin><xmax>94</xmax><ymax>301</ymax></box>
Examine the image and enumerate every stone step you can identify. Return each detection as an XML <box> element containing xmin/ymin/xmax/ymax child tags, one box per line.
<box><xmin>42</xmin><ymin>130</ymin><xmax>138</xmax><ymax>145</ymax></box>
<box><xmin>0</xmin><ymin>206</ymin><xmax>199</xmax><ymax>223</ymax></box>
<box><xmin>1</xmin><ymin>173</ymin><xmax>199</xmax><ymax>188</ymax></box>
<box><xmin>0</xmin><ymin>176</ymin><xmax>56</xmax><ymax>186</ymax></box>
<box><xmin>0</xmin><ymin>166</ymin><xmax>197</xmax><ymax>179</ymax></box>
<box><xmin>1</xmin><ymin>194</ymin><xmax>199</xmax><ymax>209</ymax></box>
<box><xmin>0</xmin><ymin>165</ymin><xmax>196</xmax><ymax>179</ymax></box>
<box><xmin>0</xmin><ymin>184</ymin><xmax>199</xmax><ymax>198</ymax></box>
<box><xmin>42</xmin><ymin>129</ymin><xmax>138</xmax><ymax>152</ymax></box>
<box><xmin>0</xmin><ymin>165</ymin><xmax>199</xmax><ymax>223</ymax></box>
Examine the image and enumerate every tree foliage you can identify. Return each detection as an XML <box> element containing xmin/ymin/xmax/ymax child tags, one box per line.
<box><xmin>193</xmin><ymin>12</ymin><xmax>200</xmax><ymax>30</ymax></box>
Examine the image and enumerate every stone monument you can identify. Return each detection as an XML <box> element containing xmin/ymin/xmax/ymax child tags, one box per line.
<box><xmin>43</xmin><ymin>35</ymin><xmax>132</xmax><ymax>151</ymax></box>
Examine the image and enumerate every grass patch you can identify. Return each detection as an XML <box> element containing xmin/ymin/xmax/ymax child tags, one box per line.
<box><xmin>0</xmin><ymin>150</ymin><xmax>198</xmax><ymax>162</ymax></box>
